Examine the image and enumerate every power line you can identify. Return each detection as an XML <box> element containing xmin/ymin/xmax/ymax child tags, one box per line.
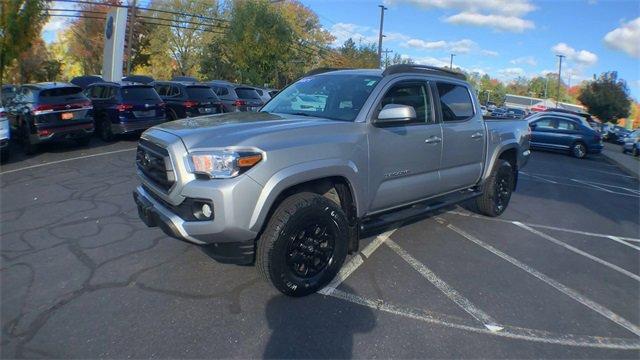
<box><xmin>47</xmin><ymin>13</ymin><xmax>226</xmax><ymax>34</ymax></box>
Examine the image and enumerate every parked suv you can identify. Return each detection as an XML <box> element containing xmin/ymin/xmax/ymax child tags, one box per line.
<box><xmin>134</xmin><ymin>65</ymin><xmax>530</xmax><ymax>296</ymax></box>
<box><xmin>6</xmin><ymin>83</ymin><xmax>94</xmax><ymax>154</ymax></box>
<box><xmin>154</xmin><ymin>81</ymin><xmax>224</xmax><ymax>120</ymax></box>
<box><xmin>0</xmin><ymin>107</ymin><xmax>9</xmax><ymax>162</ymax></box>
<box><xmin>85</xmin><ymin>82</ymin><xmax>166</xmax><ymax>141</ymax></box>
<box><xmin>528</xmin><ymin>112</ymin><xmax>602</xmax><ymax>158</ymax></box>
<box><xmin>622</xmin><ymin>129</ymin><xmax>639</xmax><ymax>156</ymax></box>
<box><xmin>205</xmin><ymin>81</ymin><xmax>264</xmax><ymax>112</ymax></box>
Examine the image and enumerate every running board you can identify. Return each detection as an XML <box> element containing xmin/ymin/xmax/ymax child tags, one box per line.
<box><xmin>359</xmin><ymin>190</ymin><xmax>482</xmax><ymax>238</ymax></box>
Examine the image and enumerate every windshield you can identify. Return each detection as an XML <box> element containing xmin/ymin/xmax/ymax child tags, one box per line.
<box><xmin>235</xmin><ymin>88</ymin><xmax>261</xmax><ymax>99</ymax></box>
<box><xmin>262</xmin><ymin>74</ymin><xmax>381</xmax><ymax>121</ymax></box>
<box><xmin>122</xmin><ymin>86</ymin><xmax>161</xmax><ymax>102</ymax></box>
<box><xmin>186</xmin><ymin>86</ymin><xmax>219</xmax><ymax>100</ymax></box>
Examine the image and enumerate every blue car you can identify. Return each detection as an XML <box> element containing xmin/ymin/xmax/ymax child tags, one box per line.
<box><xmin>528</xmin><ymin>112</ymin><xmax>603</xmax><ymax>159</ymax></box>
<box><xmin>84</xmin><ymin>82</ymin><xmax>166</xmax><ymax>141</ymax></box>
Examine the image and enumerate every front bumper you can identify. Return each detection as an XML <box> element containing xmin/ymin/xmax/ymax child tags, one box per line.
<box><xmin>589</xmin><ymin>143</ymin><xmax>604</xmax><ymax>154</ymax></box>
<box><xmin>113</xmin><ymin>118</ymin><xmax>167</xmax><ymax>134</ymax></box>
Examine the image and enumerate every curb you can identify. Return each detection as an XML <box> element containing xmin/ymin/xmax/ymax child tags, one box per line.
<box><xmin>601</xmin><ymin>151</ymin><xmax>640</xmax><ymax>179</ymax></box>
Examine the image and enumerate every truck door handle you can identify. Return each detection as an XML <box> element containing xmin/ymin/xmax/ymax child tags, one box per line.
<box><xmin>425</xmin><ymin>136</ymin><xmax>442</xmax><ymax>144</ymax></box>
<box><xmin>471</xmin><ymin>132</ymin><xmax>484</xmax><ymax>139</ymax></box>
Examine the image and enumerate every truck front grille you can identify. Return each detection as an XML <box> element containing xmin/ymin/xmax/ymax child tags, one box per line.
<box><xmin>136</xmin><ymin>139</ymin><xmax>174</xmax><ymax>192</ymax></box>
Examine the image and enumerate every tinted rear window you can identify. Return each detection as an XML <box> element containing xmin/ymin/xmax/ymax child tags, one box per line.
<box><xmin>40</xmin><ymin>87</ymin><xmax>83</xmax><ymax>98</ymax></box>
<box><xmin>186</xmin><ymin>86</ymin><xmax>218</xmax><ymax>100</ymax></box>
<box><xmin>235</xmin><ymin>88</ymin><xmax>260</xmax><ymax>99</ymax></box>
<box><xmin>122</xmin><ymin>86</ymin><xmax>160</xmax><ymax>101</ymax></box>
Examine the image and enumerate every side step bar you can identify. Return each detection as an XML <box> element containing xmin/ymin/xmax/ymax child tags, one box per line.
<box><xmin>359</xmin><ymin>190</ymin><xmax>482</xmax><ymax>238</ymax></box>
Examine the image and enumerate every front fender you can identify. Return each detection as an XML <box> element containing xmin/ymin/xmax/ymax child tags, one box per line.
<box><xmin>483</xmin><ymin>140</ymin><xmax>519</xmax><ymax>182</ymax></box>
<box><xmin>247</xmin><ymin>159</ymin><xmax>362</xmax><ymax>232</ymax></box>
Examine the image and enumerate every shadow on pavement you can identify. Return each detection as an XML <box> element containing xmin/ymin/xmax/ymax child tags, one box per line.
<box><xmin>264</xmin><ymin>284</ymin><xmax>375</xmax><ymax>359</ymax></box>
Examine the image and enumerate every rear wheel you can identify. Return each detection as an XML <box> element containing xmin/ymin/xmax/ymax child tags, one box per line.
<box><xmin>98</xmin><ymin>118</ymin><xmax>114</xmax><ymax>142</ymax></box>
<box><xmin>21</xmin><ymin>123</ymin><xmax>38</xmax><ymax>155</ymax></box>
<box><xmin>472</xmin><ymin>159</ymin><xmax>514</xmax><ymax>217</ymax></box>
<box><xmin>571</xmin><ymin>142</ymin><xmax>587</xmax><ymax>159</ymax></box>
<box><xmin>256</xmin><ymin>192</ymin><xmax>349</xmax><ymax>297</ymax></box>
<box><xmin>633</xmin><ymin>146</ymin><xmax>639</xmax><ymax>157</ymax></box>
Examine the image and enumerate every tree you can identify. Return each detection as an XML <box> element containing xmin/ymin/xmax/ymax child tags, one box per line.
<box><xmin>578</xmin><ymin>71</ymin><xmax>631</xmax><ymax>124</ymax></box>
<box><xmin>0</xmin><ymin>0</ymin><xmax>48</xmax><ymax>102</ymax></box>
<box><xmin>5</xmin><ymin>38</ymin><xmax>61</xmax><ymax>83</ymax></box>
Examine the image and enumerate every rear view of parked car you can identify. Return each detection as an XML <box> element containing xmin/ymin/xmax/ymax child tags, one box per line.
<box><xmin>622</xmin><ymin>129</ymin><xmax>640</xmax><ymax>156</ymax></box>
<box><xmin>0</xmin><ymin>107</ymin><xmax>10</xmax><ymax>162</ymax></box>
<box><xmin>205</xmin><ymin>82</ymin><xmax>264</xmax><ymax>112</ymax></box>
<box><xmin>6</xmin><ymin>83</ymin><xmax>94</xmax><ymax>154</ymax></box>
<box><xmin>154</xmin><ymin>81</ymin><xmax>224</xmax><ymax>120</ymax></box>
<box><xmin>70</xmin><ymin>75</ymin><xmax>104</xmax><ymax>89</ymax></box>
<box><xmin>85</xmin><ymin>82</ymin><xmax>166</xmax><ymax>141</ymax></box>
<box><xmin>528</xmin><ymin>112</ymin><xmax>602</xmax><ymax>158</ymax></box>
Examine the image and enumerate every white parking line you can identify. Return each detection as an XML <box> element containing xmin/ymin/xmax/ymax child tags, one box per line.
<box><xmin>513</xmin><ymin>222</ymin><xmax>640</xmax><ymax>282</ymax></box>
<box><xmin>519</xmin><ymin>171</ymin><xmax>559</xmax><ymax>184</ymax></box>
<box><xmin>446</xmin><ymin>210</ymin><xmax>640</xmax><ymax>243</ymax></box>
<box><xmin>520</xmin><ymin>176</ymin><xmax>639</xmax><ymax>197</ymax></box>
<box><xmin>608</xmin><ymin>236</ymin><xmax>640</xmax><ymax>251</ymax></box>
<box><xmin>441</xmin><ymin>219</ymin><xmax>640</xmax><ymax>337</ymax></box>
<box><xmin>328</xmin><ymin>289</ymin><xmax>640</xmax><ymax>349</ymax></box>
<box><xmin>319</xmin><ymin>229</ymin><xmax>396</xmax><ymax>296</ymax></box>
<box><xmin>0</xmin><ymin>148</ymin><xmax>137</xmax><ymax>175</ymax></box>
<box><xmin>385</xmin><ymin>238</ymin><xmax>503</xmax><ymax>332</ymax></box>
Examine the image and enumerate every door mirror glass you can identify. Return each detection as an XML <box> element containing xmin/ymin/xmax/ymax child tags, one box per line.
<box><xmin>376</xmin><ymin>104</ymin><xmax>416</xmax><ymax>124</ymax></box>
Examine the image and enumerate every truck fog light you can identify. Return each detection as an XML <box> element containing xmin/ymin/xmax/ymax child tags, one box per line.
<box><xmin>202</xmin><ymin>204</ymin><xmax>212</xmax><ymax>218</ymax></box>
<box><xmin>192</xmin><ymin>201</ymin><xmax>214</xmax><ymax>221</ymax></box>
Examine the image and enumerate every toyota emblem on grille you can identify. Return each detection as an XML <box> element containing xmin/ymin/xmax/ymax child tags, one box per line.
<box><xmin>145</xmin><ymin>103</ymin><xmax>150</xmax><ymax>108</ymax></box>
<box><xmin>66</xmin><ymin>104</ymin><xmax>71</xmax><ymax>109</ymax></box>
<box><xmin>141</xmin><ymin>152</ymin><xmax>151</xmax><ymax>167</ymax></box>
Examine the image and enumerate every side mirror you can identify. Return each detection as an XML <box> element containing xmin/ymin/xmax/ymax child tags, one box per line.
<box><xmin>375</xmin><ymin>104</ymin><xmax>416</xmax><ymax>125</ymax></box>
<box><xmin>529</xmin><ymin>123</ymin><xmax>537</xmax><ymax>130</ymax></box>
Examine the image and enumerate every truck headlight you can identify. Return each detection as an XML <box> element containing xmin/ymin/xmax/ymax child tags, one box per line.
<box><xmin>188</xmin><ymin>150</ymin><xmax>263</xmax><ymax>178</ymax></box>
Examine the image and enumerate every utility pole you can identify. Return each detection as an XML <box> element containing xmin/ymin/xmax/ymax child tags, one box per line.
<box><xmin>125</xmin><ymin>0</ymin><xmax>137</xmax><ymax>76</ymax></box>
<box><xmin>382</xmin><ymin>48</ymin><xmax>393</xmax><ymax>68</ymax></box>
<box><xmin>544</xmin><ymin>75</ymin><xmax>548</xmax><ymax>99</ymax></box>
<box><xmin>486</xmin><ymin>90</ymin><xmax>492</xmax><ymax>105</ymax></box>
<box><xmin>449</xmin><ymin>53</ymin><xmax>456</xmax><ymax>69</ymax></box>
<box><xmin>377</xmin><ymin>4</ymin><xmax>387</xmax><ymax>68</ymax></box>
<box><xmin>555</xmin><ymin>54</ymin><xmax>565</xmax><ymax>107</ymax></box>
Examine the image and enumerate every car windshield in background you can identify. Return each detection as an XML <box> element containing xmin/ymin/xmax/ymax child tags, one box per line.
<box><xmin>235</xmin><ymin>88</ymin><xmax>261</xmax><ymax>99</ymax></box>
<box><xmin>186</xmin><ymin>86</ymin><xmax>218</xmax><ymax>100</ymax></box>
<box><xmin>261</xmin><ymin>74</ymin><xmax>382</xmax><ymax>121</ymax></box>
<box><xmin>122</xmin><ymin>86</ymin><xmax>160</xmax><ymax>101</ymax></box>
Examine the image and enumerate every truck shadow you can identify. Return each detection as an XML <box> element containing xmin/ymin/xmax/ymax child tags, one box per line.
<box><xmin>263</xmin><ymin>284</ymin><xmax>376</xmax><ymax>359</ymax></box>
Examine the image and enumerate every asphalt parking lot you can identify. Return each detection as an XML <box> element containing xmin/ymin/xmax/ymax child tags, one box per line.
<box><xmin>1</xmin><ymin>138</ymin><xmax>639</xmax><ymax>358</ymax></box>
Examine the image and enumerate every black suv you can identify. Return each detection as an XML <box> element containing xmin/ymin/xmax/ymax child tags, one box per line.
<box><xmin>153</xmin><ymin>81</ymin><xmax>224</xmax><ymax>120</ymax></box>
<box><xmin>6</xmin><ymin>83</ymin><xmax>94</xmax><ymax>154</ymax></box>
<box><xmin>84</xmin><ymin>82</ymin><xmax>166</xmax><ymax>141</ymax></box>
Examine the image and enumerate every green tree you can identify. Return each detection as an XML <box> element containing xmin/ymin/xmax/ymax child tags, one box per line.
<box><xmin>0</xmin><ymin>0</ymin><xmax>48</xmax><ymax>102</ymax></box>
<box><xmin>578</xmin><ymin>71</ymin><xmax>631</xmax><ymax>124</ymax></box>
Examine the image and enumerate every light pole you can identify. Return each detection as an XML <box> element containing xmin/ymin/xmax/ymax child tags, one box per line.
<box><xmin>377</xmin><ymin>5</ymin><xmax>387</xmax><ymax>68</ymax></box>
<box><xmin>556</xmin><ymin>54</ymin><xmax>565</xmax><ymax>107</ymax></box>
<box><xmin>449</xmin><ymin>53</ymin><xmax>456</xmax><ymax>69</ymax></box>
<box><xmin>125</xmin><ymin>0</ymin><xmax>137</xmax><ymax>76</ymax></box>
<box><xmin>486</xmin><ymin>90</ymin><xmax>492</xmax><ymax>105</ymax></box>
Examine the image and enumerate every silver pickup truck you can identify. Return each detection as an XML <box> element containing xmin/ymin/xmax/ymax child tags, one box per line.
<box><xmin>133</xmin><ymin>65</ymin><xmax>530</xmax><ymax>296</ymax></box>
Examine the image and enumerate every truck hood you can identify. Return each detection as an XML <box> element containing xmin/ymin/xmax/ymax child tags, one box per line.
<box><xmin>153</xmin><ymin>111</ymin><xmax>347</xmax><ymax>149</ymax></box>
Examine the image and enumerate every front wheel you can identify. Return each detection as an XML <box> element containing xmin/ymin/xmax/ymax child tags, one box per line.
<box><xmin>256</xmin><ymin>192</ymin><xmax>349</xmax><ymax>297</ymax></box>
<box><xmin>98</xmin><ymin>118</ymin><xmax>114</xmax><ymax>142</ymax></box>
<box><xmin>472</xmin><ymin>159</ymin><xmax>514</xmax><ymax>217</ymax></box>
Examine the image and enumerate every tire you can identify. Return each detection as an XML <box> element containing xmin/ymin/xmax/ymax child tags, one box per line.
<box><xmin>74</xmin><ymin>135</ymin><xmax>91</xmax><ymax>147</ymax></box>
<box><xmin>571</xmin><ymin>142</ymin><xmax>587</xmax><ymax>159</ymax></box>
<box><xmin>21</xmin><ymin>123</ymin><xmax>38</xmax><ymax>155</ymax></box>
<box><xmin>98</xmin><ymin>118</ymin><xmax>114</xmax><ymax>142</ymax></box>
<box><xmin>0</xmin><ymin>148</ymin><xmax>9</xmax><ymax>163</ymax></box>
<box><xmin>256</xmin><ymin>192</ymin><xmax>349</xmax><ymax>297</ymax></box>
<box><xmin>633</xmin><ymin>146</ymin><xmax>639</xmax><ymax>157</ymax></box>
<box><xmin>472</xmin><ymin>159</ymin><xmax>514</xmax><ymax>217</ymax></box>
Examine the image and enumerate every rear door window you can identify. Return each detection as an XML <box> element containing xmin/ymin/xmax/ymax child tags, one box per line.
<box><xmin>533</xmin><ymin>118</ymin><xmax>556</xmax><ymax>129</ymax></box>
<box><xmin>186</xmin><ymin>86</ymin><xmax>217</xmax><ymax>100</ymax></box>
<box><xmin>557</xmin><ymin>119</ymin><xmax>578</xmax><ymax>131</ymax></box>
<box><xmin>154</xmin><ymin>84</ymin><xmax>170</xmax><ymax>97</ymax></box>
<box><xmin>121</xmin><ymin>86</ymin><xmax>161</xmax><ymax>102</ymax></box>
<box><xmin>436</xmin><ymin>83</ymin><xmax>474</xmax><ymax>121</ymax></box>
<box><xmin>235</xmin><ymin>88</ymin><xmax>260</xmax><ymax>99</ymax></box>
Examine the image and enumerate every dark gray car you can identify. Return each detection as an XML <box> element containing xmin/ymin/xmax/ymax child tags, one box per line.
<box><xmin>204</xmin><ymin>81</ymin><xmax>264</xmax><ymax>112</ymax></box>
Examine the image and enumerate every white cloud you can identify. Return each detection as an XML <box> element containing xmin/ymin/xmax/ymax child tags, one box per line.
<box><xmin>385</xmin><ymin>0</ymin><xmax>535</xmax><ymax>16</ymax></box>
<box><xmin>41</xmin><ymin>0</ymin><xmax>75</xmax><ymax>40</ymax></box>
<box><xmin>551</xmin><ymin>42</ymin><xmax>598</xmax><ymax>66</ymax></box>
<box><xmin>387</xmin><ymin>0</ymin><xmax>536</xmax><ymax>32</ymax></box>
<box><xmin>329</xmin><ymin>23</ymin><xmax>409</xmax><ymax>47</ymax></box>
<box><xmin>603</xmin><ymin>17</ymin><xmax>640</xmax><ymax>59</ymax></box>
<box><xmin>497</xmin><ymin>67</ymin><xmax>526</xmax><ymax>80</ymax></box>
<box><xmin>510</xmin><ymin>56</ymin><xmax>537</xmax><ymax>66</ymax></box>
<box><xmin>481</xmin><ymin>49</ymin><xmax>499</xmax><ymax>57</ymax></box>
<box><xmin>406</xmin><ymin>39</ymin><xmax>448</xmax><ymax>50</ymax></box>
<box><xmin>411</xmin><ymin>56</ymin><xmax>451</xmax><ymax>68</ymax></box>
<box><xmin>445</xmin><ymin>12</ymin><xmax>535</xmax><ymax>32</ymax></box>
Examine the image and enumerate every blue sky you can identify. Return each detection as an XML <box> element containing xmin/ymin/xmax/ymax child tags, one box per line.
<box><xmin>300</xmin><ymin>0</ymin><xmax>640</xmax><ymax>100</ymax></box>
<box><xmin>42</xmin><ymin>0</ymin><xmax>640</xmax><ymax>99</ymax></box>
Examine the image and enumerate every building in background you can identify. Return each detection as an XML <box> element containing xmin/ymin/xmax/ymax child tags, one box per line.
<box><xmin>504</xmin><ymin>94</ymin><xmax>586</xmax><ymax>113</ymax></box>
